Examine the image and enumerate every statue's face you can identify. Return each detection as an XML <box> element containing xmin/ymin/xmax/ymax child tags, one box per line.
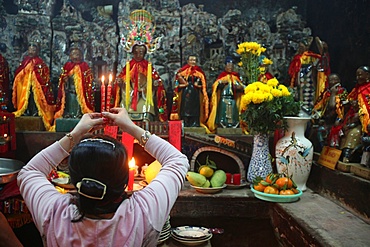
<box><xmin>187</xmin><ymin>56</ymin><xmax>197</xmax><ymax>66</ymax></box>
<box><xmin>356</xmin><ymin>69</ymin><xmax>370</xmax><ymax>85</ymax></box>
<box><xmin>328</xmin><ymin>74</ymin><xmax>340</xmax><ymax>88</ymax></box>
<box><xmin>132</xmin><ymin>45</ymin><xmax>146</xmax><ymax>62</ymax></box>
<box><xmin>28</xmin><ymin>46</ymin><xmax>38</xmax><ymax>57</ymax></box>
<box><xmin>225</xmin><ymin>62</ymin><xmax>233</xmax><ymax>72</ymax></box>
<box><xmin>70</xmin><ymin>48</ymin><xmax>83</xmax><ymax>63</ymax></box>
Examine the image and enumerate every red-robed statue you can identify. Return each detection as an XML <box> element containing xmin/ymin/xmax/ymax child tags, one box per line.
<box><xmin>12</xmin><ymin>43</ymin><xmax>55</xmax><ymax>131</ymax></box>
<box><xmin>206</xmin><ymin>57</ymin><xmax>245</xmax><ymax>133</ymax></box>
<box><xmin>114</xmin><ymin>44</ymin><xmax>167</xmax><ymax>122</ymax></box>
<box><xmin>170</xmin><ymin>55</ymin><xmax>209</xmax><ymax>127</ymax></box>
<box><xmin>347</xmin><ymin>66</ymin><xmax>370</xmax><ymax>134</ymax></box>
<box><xmin>54</xmin><ymin>46</ymin><xmax>95</xmax><ymax>120</ymax></box>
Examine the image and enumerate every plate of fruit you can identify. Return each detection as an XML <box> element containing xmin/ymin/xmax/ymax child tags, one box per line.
<box><xmin>186</xmin><ymin>157</ymin><xmax>227</xmax><ymax>194</ymax></box>
<box><xmin>251</xmin><ymin>173</ymin><xmax>302</xmax><ymax>203</ymax></box>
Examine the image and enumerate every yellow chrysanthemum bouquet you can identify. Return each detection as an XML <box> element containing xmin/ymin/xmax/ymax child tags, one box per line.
<box><xmin>237</xmin><ymin>41</ymin><xmax>267</xmax><ymax>83</ymax></box>
<box><xmin>240</xmin><ymin>78</ymin><xmax>301</xmax><ymax>135</ymax></box>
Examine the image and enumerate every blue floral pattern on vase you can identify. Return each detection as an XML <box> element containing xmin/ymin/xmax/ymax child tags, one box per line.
<box><xmin>247</xmin><ymin>133</ymin><xmax>272</xmax><ymax>183</ymax></box>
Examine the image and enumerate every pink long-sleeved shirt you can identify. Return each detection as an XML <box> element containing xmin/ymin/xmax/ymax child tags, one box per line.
<box><xmin>17</xmin><ymin>135</ymin><xmax>189</xmax><ymax>247</ymax></box>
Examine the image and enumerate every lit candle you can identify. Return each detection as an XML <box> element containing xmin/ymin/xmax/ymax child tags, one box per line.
<box><xmin>106</xmin><ymin>74</ymin><xmax>113</xmax><ymax>112</ymax></box>
<box><xmin>125</xmin><ymin>61</ymin><xmax>130</xmax><ymax>109</ymax></box>
<box><xmin>128</xmin><ymin>157</ymin><xmax>135</xmax><ymax>191</ymax></box>
<box><xmin>101</xmin><ymin>75</ymin><xmax>106</xmax><ymax>112</ymax></box>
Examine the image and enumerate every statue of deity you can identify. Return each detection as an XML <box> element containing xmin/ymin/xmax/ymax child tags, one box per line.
<box><xmin>170</xmin><ymin>55</ymin><xmax>209</xmax><ymax>127</ymax></box>
<box><xmin>206</xmin><ymin>57</ymin><xmax>245</xmax><ymax>133</ymax></box>
<box><xmin>54</xmin><ymin>46</ymin><xmax>95</xmax><ymax>120</ymax></box>
<box><xmin>12</xmin><ymin>42</ymin><xmax>55</xmax><ymax>131</ymax></box>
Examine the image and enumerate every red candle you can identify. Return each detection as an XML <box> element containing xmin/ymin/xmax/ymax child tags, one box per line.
<box><xmin>101</xmin><ymin>76</ymin><xmax>106</xmax><ymax>112</ymax></box>
<box><xmin>225</xmin><ymin>173</ymin><xmax>232</xmax><ymax>184</ymax></box>
<box><xmin>233</xmin><ymin>174</ymin><xmax>241</xmax><ymax>185</ymax></box>
<box><xmin>128</xmin><ymin>157</ymin><xmax>135</xmax><ymax>191</ymax></box>
<box><xmin>106</xmin><ymin>74</ymin><xmax>113</xmax><ymax>112</ymax></box>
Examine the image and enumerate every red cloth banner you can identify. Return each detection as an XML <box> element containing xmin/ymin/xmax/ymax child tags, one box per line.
<box><xmin>104</xmin><ymin>125</ymin><xmax>118</xmax><ymax>139</ymax></box>
<box><xmin>121</xmin><ymin>131</ymin><xmax>135</xmax><ymax>160</ymax></box>
<box><xmin>168</xmin><ymin>120</ymin><xmax>182</xmax><ymax>151</ymax></box>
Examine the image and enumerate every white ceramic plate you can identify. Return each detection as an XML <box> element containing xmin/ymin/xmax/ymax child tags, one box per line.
<box><xmin>190</xmin><ymin>184</ymin><xmax>226</xmax><ymax>194</ymax></box>
<box><xmin>172</xmin><ymin>226</ymin><xmax>211</xmax><ymax>239</ymax></box>
<box><xmin>125</xmin><ymin>183</ymin><xmax>143</xmax><ymax>195</ymax></box>
<box><xmin>250</xmin><ymin>187</ymin><xmax>302</xmax><ymax>203</ymax></box>
<box><xmin>171</xmin><ymin>232</ymin><xmax>212</xmax><ymax>246</ymax></box>
<box><xmin>226</xmin><ymin>182</ymin><xmax>248</xmax><ymax>189</ymax></box>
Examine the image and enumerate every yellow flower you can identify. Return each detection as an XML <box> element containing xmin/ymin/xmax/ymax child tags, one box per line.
<box><xmin>245</xmin><ymin>83</ymin><xmax>257</xmax><ymax>94</ymax></box>
<box><xmin>271</xmin><ymin>88</ymin><xmax>282</xmax><ymax>97</ymax></box>
<box><xmin>267</xmin><ymin>78</ymin><xmax>279</xmax><ymax>87</ymax></box>
<box><xmin>262</xmin><ymin>57</ymin><xmax>273</xmax><ymax>65</ymax></box>
<box><xmin>279</xmin><ymin>85</ymin><xmax>291</xmax><ymax>96</ymax></box>
<box><xmin>252</xmin><ymin>91</ymin><xmax>265</xmax><ymax>104</ymax></box>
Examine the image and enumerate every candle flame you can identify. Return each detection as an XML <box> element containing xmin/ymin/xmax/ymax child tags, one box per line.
<box><xmin>129</xmin><ymin>157</ymin><xmax>136</xmax><ymax>168</ymax></box>
<box><xmin>101</xmin><ymin>75</ymin><xmax>105</xmax><ymax>84</ymax></box>
<box><xmin>109</xmin><ymin>74</ymin><xmax>113</xmax><ymax>84</ymax></box>
<box><xmin>3</xmin><ymin>134</ymin><xmax>7</xmax><ymax>138</ymax></box>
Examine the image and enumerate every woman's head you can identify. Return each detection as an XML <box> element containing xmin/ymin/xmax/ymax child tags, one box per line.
<box><xmin>69</xmin><ymin>134</ymin><xmax>128</xmax><ymax>215</ymax></box>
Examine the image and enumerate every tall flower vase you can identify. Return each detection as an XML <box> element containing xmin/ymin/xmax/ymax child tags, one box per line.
<box><xmin>275</xmin><ymin>116</ymin><xmax>313</xmax><ymax>191</ymax></box>
<box><xmin>247</xmin><ymin>133</ymin><xmax>273</xmax><ymax>183</ymax></box>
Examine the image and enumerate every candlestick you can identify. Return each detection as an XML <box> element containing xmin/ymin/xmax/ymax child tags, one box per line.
<box><xmin>125</xmin><ymin>62</ymin><xmax>130</xmax><ymax>109</ymax></box>
<box><xmin>106</xmin><ymin>74</ymin><xmax>112</xmax><ymax>112</ymax></box>
<box><xmin>128</xmin><ymin>157</ymin><xmax>135</xmax><ymax>191</ymax></box>
<box><xmin>101</xmin><ymin>76</ymin><xmax>106</xmax><ymax>112</ymax></box>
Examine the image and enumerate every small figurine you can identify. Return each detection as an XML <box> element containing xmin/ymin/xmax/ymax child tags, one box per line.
<box><xmin>312</xmin><ymin>73</ymin><xmax>347</xmax><ymax>127</ymax></box>
<box><xmin>347</xmin><ymin>66</ymin><xmax>370</xmax><ymax>134</ymax></box>
<box><xmin>170</xmin><ymin>55</ymin><xmax>209</xmax><ymax>127</ymax></box>
<box><xmin>288</xmin><ymin>36</ymin><xmax>330</xmax><ymax>113</ymax></box>
<box><xmin>206</xmin><ymin>57</ymin><xmax>245</xmax><ymax>133</ymax></box>
<box><xmin>54</xmin><ymin>45</ymin><xmax>95</xmax><ymax>120</ymax></box>
<box><xmin>12</xmin><ymin>42</ymin><xmax>55</xmax><ymax>131</ymax></box>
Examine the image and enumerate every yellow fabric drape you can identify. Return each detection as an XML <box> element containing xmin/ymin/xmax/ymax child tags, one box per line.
<box><xmin>125</xmin><ymin>62</ymin><xmax>130</xmax><ymax>109</ymax></box>
<box><xmin>12</xmin><ymin>62</ymin><xmax>55</xmax><ymax>131</ymax></box>
<box><xmin>146</xmin><ymin>63</ymin><xmax>153</xmax><ymax>107</ymax></box>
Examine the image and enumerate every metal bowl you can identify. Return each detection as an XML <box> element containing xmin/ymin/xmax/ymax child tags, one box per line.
<box><xmin>0</xmin><ymin>158</ymin><xmax>25</xmax><ymax>184</ymax></box>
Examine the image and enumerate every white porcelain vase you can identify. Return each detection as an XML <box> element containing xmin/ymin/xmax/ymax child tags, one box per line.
<box><xmin>275</xmin><ymin>116</ymin><xmax>313</xmax><ymax>191</ymax></box>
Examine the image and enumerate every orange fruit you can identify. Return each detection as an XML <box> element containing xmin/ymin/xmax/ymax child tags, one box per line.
<box><xmin>253</xmin><ymin>182</ymin><xmax>267</xmax><ymax>192</ymax></box>
<box><xmin>199</xmin><ymin>165</ymin><xmax>214</xmax><ymax>178</ymax></box>
<box><xmin>263</xmin><ymin>186</ymin><xmax>279</xmax><ymax>194</ymax></box>
<box><xmin>275</xmin><ymin>177</ymin><xmax>293</xmax><ymax>189</ymax></box>
<box><xmin>279</xmin><ymin>189</ymin><xmax>295</xmax><ymax>195</ymax></box>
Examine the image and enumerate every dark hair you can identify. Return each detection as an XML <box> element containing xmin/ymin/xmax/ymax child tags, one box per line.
<box><xmin>69</xmin><ymin>134</ymin><xmax>128</xmax><ymax>218</ymax></box>
<box><xmin>358</xmin><ymin>66</ymin><xmax>370</xmax><ymax>73</ymax></box>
